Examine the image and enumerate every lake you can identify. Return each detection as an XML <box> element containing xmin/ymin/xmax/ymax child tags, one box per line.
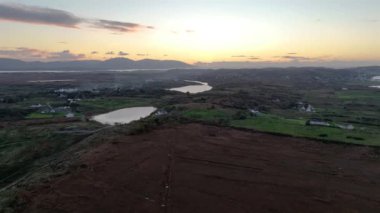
<box><xmin>92</xmin><ymin>106</ymin><xmax>156</xmax><ymax>125</ymax></box>
<box><xmin>168</xmin><ymin>80</ymin><xmax>212</xmax><ymax>94</ymax></box>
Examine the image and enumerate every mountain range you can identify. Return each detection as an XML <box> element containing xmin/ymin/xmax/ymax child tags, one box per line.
<box><xmin>0</xmin><ymin>58</ymin><xmax>192</xmax><ymax>71</ymax></box>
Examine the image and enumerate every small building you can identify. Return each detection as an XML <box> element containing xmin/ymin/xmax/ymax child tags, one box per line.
<box><xmin>65</xmin><ymin>112</ymin><xmax>75</xmax><ymax>118</ymax></box>
<box><xmin>305</xmin><ymin>104</ymin><xmax>316</xmax><ymax>113</ymax></box>
<box><xmin>54</xmin><ymin>88</ymin><xmax>78</xmax><ymax>94</ymax></box>
<box><xmin>67</xmin><ymin>98</ymin><xmax>81</xmax><ymax>104</ymax></box>
<box><xmin>153</xmin><ymin>110</ymin><xmax>168</xmax><ymax>117</ymax></box>
<box><xmin>30</xmin><ymin>104</ymin><xmax>43</xmax><ymax>108</ymax></box>
<box><xmin>306</xmin><ymin>119</ymin><xmax>330</xmax><ymax>127</ymax></box>
<box><xmin>337</xmin><ymin>124</ymin><xmax>355</xmax><ymax>130</ymax></box>
<box><xmin>54</xmin><ymin>106</ymin><xmax>71</xmax><ymax>113</ymax></box>
<box><xmin>39</xmin><ymin>104</ymin><xmax>55</xmax><ymax>114</ymax></box>
<box><xmin>249</xmin><ymin>109</ymin><xmax>261</xmax><ymax>116</ymax></box>
<box><xmin>297</xmin><ymin>102</ymin><xmax>316</xmax><ymax>113</ymax></box>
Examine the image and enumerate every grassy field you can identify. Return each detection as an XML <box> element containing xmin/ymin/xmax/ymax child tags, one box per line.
<box><xmin>0</xmin><ymin>122</ymin><xmax>102</xmax><ymax>191</ymax></box>
<box><xmin>0</xmin><ymin>126</ymin><xmax>79</xmax><ymax>186</ymax></box>
<box><xmin>335</xmin><ymin>90</ymin><xmax>380</xmax><ymax>101</ymax></box>
<box><xmin>231</xmin><ymin>115</ymin><xmax>380</xmax><ymax>146</ymax></box>
<box><xmin>25</xmin><ymin>112</ymin><xmax>67</xmax><ymax>119</ymax></box>
<box><xmin>181</xmin><ymin>108</ymin><xmax>380</xmax><ymax>146</ymax></box>
<box><xmin>11</xmin><ymin>97</ymin><xmax>66</xmax><ymax>108</ymax></box>
<box><xmin>0</xmin><ymin>121</ymin><xmax>105</xmax><ymax>210</ymax></box>
<box><xmin>182</xmin><ymin>108</ymin><xmax>234</xmax><ymax>121</ymax></box>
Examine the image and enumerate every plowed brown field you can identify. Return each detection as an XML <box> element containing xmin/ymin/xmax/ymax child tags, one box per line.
<box><xmin>22</xmin><ymin>124</ymin><xmax>380</xmax><ymax>213</ymax></box>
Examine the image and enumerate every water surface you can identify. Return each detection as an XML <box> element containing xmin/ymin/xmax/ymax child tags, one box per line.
<box><xmin>169</xmin><ymin>80</ymin><xmax>212</xmax><ymax>94</ymax></box>
<box><xmin>92</xmin><ymin>107</ymin><xmax>156</xmax><ymax>125</ymax></box>
<box><xmin>28</xmin><ymin>79</ymin><xmax>76</xmax><ymax>83</ymax></box>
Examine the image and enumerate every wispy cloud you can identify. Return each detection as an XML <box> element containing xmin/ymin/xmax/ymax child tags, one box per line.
<box><xmin>248</xmin><ymin>57</ymin><xmax>260</xmax><ymax>60</ymax></box>
<box><xmin>90</xmin><ymin>20</ymin><xmax>150</xmax><ymax>33</ymax></box>
<box><xmin>231</xmin><ymin>55</ymin><xmax>260</xmax><ymax>60</ymax></box>
<box><xmin>0</xmin><ymin>3</ymin><xmax>153</xmax><ymax>33</ymax></box>
<box><xmin>0</xmin><ymin>47</ymin><xmax>85</xmax><ymax>61</ymax></box>
<box><xmin>105</xmin><ymin>51</ymin><xmax>114</xmax><ymax>55</ymax></box>
<box><xmin>231</xmin><ymin>55</ymin><xmax>247</xmax><ymax>58</ymax></box>
<box><xmin>118</xmin><ymin>51</ymin><xmax>128</xmax><ymax>56</ymax></box>
<box><xmin>281</xmin><ymin>55</ymin><xmax>313</xmax><ymax>61</ymax></box>
<box><xmin>273</xmin><ymin>53</ymin><xmax>320</xmax><ymax>61</ymax></box>
<box><xmin>91</xmin><ymin>51</ymin><xmax>98</xmax><ymax>54</ymax></box>
<box><xmin>48</xmin><ymin>50</ymin><xmax>85</xmax><ymax>61</ymax></box>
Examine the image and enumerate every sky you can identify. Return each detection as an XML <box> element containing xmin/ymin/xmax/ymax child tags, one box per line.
<box><xmin>0</xmin><ymin>0</ymin><xmax>379</xmax><ymax>66</ymax></box>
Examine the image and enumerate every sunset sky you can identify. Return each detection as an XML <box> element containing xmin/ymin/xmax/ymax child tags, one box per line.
<box><xmin>0</xmin><ymin>0</ymin><xmax>379</xmax><ymax>65</ymax></box>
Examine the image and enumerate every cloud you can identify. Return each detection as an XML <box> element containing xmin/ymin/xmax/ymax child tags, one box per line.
<box><xmin>186</xmin><ymin>30</ymin><xmax>195</xmax><ymax>33</ymax></box>
<box><xmin>106</xmin><ymin>51</ymin><xmax>114</xmax><ymax>55</ymax></box>
<box><xmin>0</xmin><ymin>47</ymin><xmax>84</xmax><ymax>61</ymax></box>
<box><xmin>118</xmin><ymin>51</ymin><xmax>128</xmax><ymax>56</ymax></box>
<box><xmin>248</xmin><ymin>57</ymin><xmax>260</xmax><ymax>60</ymax></box>
<box><xmin>47</xmin><ymin>50</ymin><xmax>85</xmax><ymax>61</ymax></box>
<box><xmin>281</xmin><ymin>56</ymin><xmax>313</xmax><ymax>61</ymax></box>
<box><xmin>0</xmin><ymin>3</ymin><xmax>153</xmax><ymax>33</ymax></box>
<box><xmin>90</xmin><ymin>19</ymin><xmax>151</xmax><ymax>33</ymax></box>
<box><xmin>0</xmin><ymin>3</ymin><xmax>81</xmax><ymax>28</ymax></box>
<box><xmin>273</xmin><ymin>55</ymin><xmax>323</xmax><ymax>61</ymax></box>
<box><xmin>0</xmin><ymin>47</ymin><xmax>43</xmax><ymax>59</ymax></box>
<box><xmin>91</xmin><ymin>51</ymin><xmax>98</xmax><ymax>54</ymax></box>
<box><xmin>231</xmin><ymin>55</ymin><xmax>261</xmax><ymax>60</ymax></box>
<box><xmin>231</xmin><ymin>55</ymin><xmax>247</xmax><ymax>58</ymax></box>
<box><xmin>137</xmin><ymin>53</ymin><xmax>149</xmax><ymax>57</ymax></box>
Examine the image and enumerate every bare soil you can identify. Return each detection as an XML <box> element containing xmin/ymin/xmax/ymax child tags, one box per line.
<box><xmin>21</xmin><ymin>124</ymin><xmax>380</xmax><ymax>213</ymax></box>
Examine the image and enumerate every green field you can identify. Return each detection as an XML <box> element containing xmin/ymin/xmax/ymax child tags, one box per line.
<box><xmin>182</xmin><ymin>108</ymin><xmax>234</xmax><ymax>121</ymax></box>
<box><xmin>336</xmin><ymin>90</ymin><xmax>380</xmax><ymax>101</ymax></box>
<box><xmin>231</xmin><ymin>115</ymin><xmax>380</xmax><ymax>146</ymax></box>
<box><xmin>181</xmin><ymin>108</ymin><xmax>380</xmax><ymax>146</ymax></box>
<box><xmin>25</xmin><ymin>112</ymin><xmax>67</xmax><ymax>119</ymax></box>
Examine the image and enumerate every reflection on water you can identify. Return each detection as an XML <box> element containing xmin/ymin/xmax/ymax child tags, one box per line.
<box><xmin>369</xmin><ymin>86</ymin><xmax>380</xmax><ymax>89</ymax></box>
<box><xmin>169</xmin><ymin>80</ymin><xmax>212</xmax><ymax>94</ymax></box>
<box><xmin>92</xmin><ymin>106</ymin><xmax>156</xmax><ymax>125</ymax></box>
<box><xmin>28</xmin><ymin>79</ymin><xmax>76</xmax><ymax>83</ymax></box>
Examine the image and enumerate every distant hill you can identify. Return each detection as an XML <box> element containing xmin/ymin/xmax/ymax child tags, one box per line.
<box><xmin>0</xmin><ymin>57</ymin><xmax>192</xmax><ymax>71</ymax></box>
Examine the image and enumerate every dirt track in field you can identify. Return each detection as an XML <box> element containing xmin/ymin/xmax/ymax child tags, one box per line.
<box><xmin>22</xmin><ymin>124</ymin><xmax>380</xmax><ymax>213</ymax></box>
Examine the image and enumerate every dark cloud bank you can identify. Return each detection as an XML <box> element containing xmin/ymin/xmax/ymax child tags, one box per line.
<box><xmin>0</xmin><ymin>3</ymin><xmax>153</xmax><ymax>33</ymax></box>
